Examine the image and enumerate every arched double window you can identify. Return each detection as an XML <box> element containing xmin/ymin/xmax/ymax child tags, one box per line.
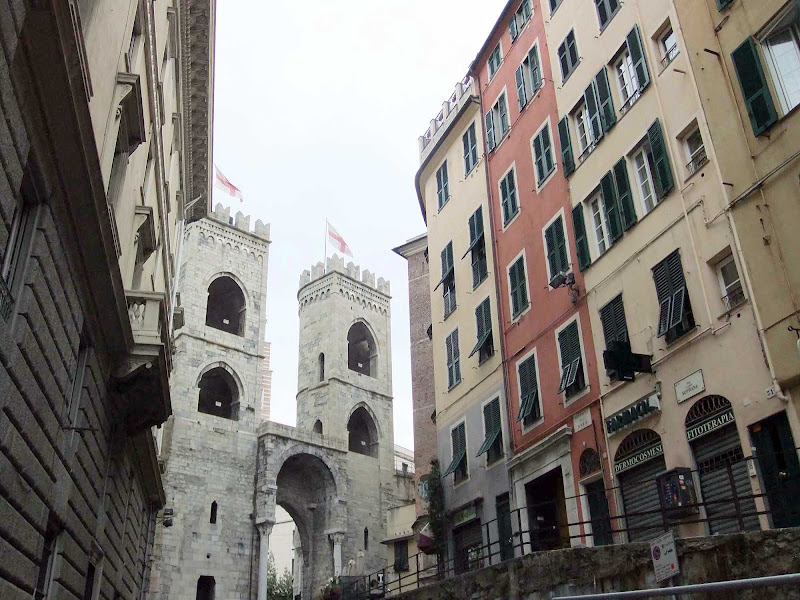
<box><xmin>205</xmin><ymin>276</ymin><xmax>246</xmax><ymax>336</ymax></box>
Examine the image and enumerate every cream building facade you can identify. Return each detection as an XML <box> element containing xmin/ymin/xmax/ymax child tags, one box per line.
<box><xmin>546</xmin><ymin>0</ymin><xmax>800</xmax><ymax>539</ymax></box>
<box><xmin>415</xmin><ymin>76</ymin><xmax>510</xmax><ymax>570</ymax></box>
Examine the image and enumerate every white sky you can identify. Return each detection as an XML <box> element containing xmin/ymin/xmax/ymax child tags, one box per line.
<box><xmin>212</xmin><ymin>0</ymin><xmax>507</xmax><ymax>449</ymax></box>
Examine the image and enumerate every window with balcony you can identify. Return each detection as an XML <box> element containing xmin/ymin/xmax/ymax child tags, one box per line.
<box><xmin>445</xmin><ymin>329</ymin><xmax>461</xmax><ymax>389</ymax></box>
<box><xmin>486</xmin><ymin>93</ymin><xmax>510</xmax><ymax>151</ymax></box>
<box><xmin>532</xmin><ymin>121</ymin><xmax>555</xmax><ymax>186</ymax></box>
<box><xmin>508</xmin><ymin>255</ymin><xmax>529</xmax><ymax>319</ymax></box>
<box><xmin>717</xmin><ymin>255</ymin><xmax>745</xmax><ymax>311</ymax></box>
<box><xmin>463</xmin><ymin>123</ymin><xmax>479</xmax><ymax>175</ymax></box>
<box><xmin>516</xmin><ymin>354</ymin><xmax>542</xmax><ymax>426</ymax></box>
<box><xmin>558</xmin><ymin>30</ymin><xmax>580</xmax><ymax>82</ymax></box>
<box><xmin>499</xmin><ymin>168</ymin><xmax>519</xmax><ymax>226</ymax></box>
<box><xmin>557</xmin><ymin>320</ymin><xmax>586</xmax><ymax>398</ymax></box>
<box><xmin>659</xmin><ymin>26</ymin><xmax>679</xmax><ymax>69</ymax></box>
<box><xmin>653</xmin><ymin>250</ymin><xmax>695</xmax><ymax>344</ymax></box>
<box><xmin>509</xmin><ymin>0</ymin><xmax>532</xmax><ymax>42</ymax></box>
<box><xmin>684</xmin><ymin>127</ymin><xmax>708</xmax><ymax>175</ymax></box>
<box><xmin>478</xmin><ymin>398</ymin><xmax>503</xmax><ymax>464</ymax></box>
<box><xmin>438</xmin><ymin>242</ymin><xmax>456</xmax><ymax>318</ymax></box>
<box><xmin>516</xmin><ymin>44</ymin><xmax>542</xmax><ymax>111</ymax></box>
<box><xmin>595</xmin><ymin>0</ymin><xmax>620</xmax><ymax>31</ymax></box>
<box><xmin>488</xmin><ymin>44</ymin><xmax>503</xmax><ymax>79</ymax></box>
<box><xmin>436</xmin><ymin>161</ymin><xmax>449</xmax><ymax>210</ymax></box>
<box><xmin>466</xmin><ymin>207</ymin><xmax>488</xmax><ymax>288</ymax></box>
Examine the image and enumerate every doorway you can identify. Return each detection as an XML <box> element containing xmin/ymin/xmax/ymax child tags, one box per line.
<box><xmin>196</xmin><ymin>576</ymin><xmax>215</xmax><ymax>600</ymax></box>
<box><xmin>584</xmin><ymin>479</ymin><xmax>613</xmax><ymax>546</ymax></box>
<box><xmin>750</xmin><ymin>411</ymin><xmax>800</xmax><ymax>528</ymax></box>
<box><xmin>495</xmin><ymin>493</ymin><xmax>514</xmax><ymax>561</ymax></box>
<box><xmin>452</xmin><ymin>520</ymin><xmax>483</xmax><ymax>575</ymax></box>
<box><xmin>525</xmin><ymin>467</ymin><xmax>568</xmax><ymax>552</ymax></box>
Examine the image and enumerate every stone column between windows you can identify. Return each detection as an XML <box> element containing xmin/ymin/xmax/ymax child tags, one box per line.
<box><xmin>256</xmin><ymin>520</ymin><xmax>274</xmax><ymax>600</ymax></box>
<box><xmin>329</xmin><ymin>531</ymin><xmax>346</xmax><ymax>576</ymax></box>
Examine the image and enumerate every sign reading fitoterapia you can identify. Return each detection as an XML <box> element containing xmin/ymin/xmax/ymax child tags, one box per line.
<box><xmin>605</xmin><ymin>392</ymin><xmax>660</xmax><ymax>436</ymax></box>
<box><xmin>686</xmin><ymin>408</ymin><xmax>735</xmax><ymax>442</ymax></box>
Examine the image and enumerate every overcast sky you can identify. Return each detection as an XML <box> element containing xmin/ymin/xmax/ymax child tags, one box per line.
<box><xmin>212</xmin><ymin>0</ymin><xmax>507</xmax><ymax>449</ymax></box>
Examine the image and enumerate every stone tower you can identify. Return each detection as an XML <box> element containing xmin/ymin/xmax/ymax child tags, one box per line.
<box><xmin>149</xmin><ymin>204</ymin><xmax>271</xmax><ymax>600</ymax></box>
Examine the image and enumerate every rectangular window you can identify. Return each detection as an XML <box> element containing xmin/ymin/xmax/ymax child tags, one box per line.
<box><xmin>486</xmin><ymin>93</ymin><xmax>510</xmax><ymax>151</ymax></box>
<box><xmin>717</xmin><ymin>255</ymin><xmax>745</xmax><ymax>310</ymax></box>
<box><xmin>33</xmin><ymin>520</ymin><xmax>61</xmax><ymax>600</ymax></box>
<box><xmin>595</xmin><ymin>0</ymin><xmax>620</xmax><ymax>30</ymax></box>
<box><xmin>394</xmin><ymin>540</ymin><xmax>409</xmax><ymax>572</ymax></box>
<box><xmin>761</xmin><ymin>7</ymin><xmax>800</xmax><ymax>114</ymax></box>
<box><xmin>684</xmin><ymin>127</ymin><xmax>708</xmax><ymax>175</ymax></box>
<box><xmin>1</xmin><ymin>176</ymin><xmax>38</xmax><ymax>322</ymax></box>
<box><xmin>442</xmin><ymin>422</ymin><xmax>467</xmax><ymax>483</ymax></box>
<box><xmin>558</xmin><ymin>30</ymin><xmax>580</xmax><ymax>81</ymax></box>
<box><xmin>509</xmin><ymin>0</ymin><xmax>532</xmax><ymax>42</ymax></box>
<box><xmin>532</xmin><ymin>122</ymin><xmax>555</xmax><ymax>186</ymax></box>
<box><xmin>633</xmin><ymin>147</ymin><xmax>657</xmax><ymax>214</ymax></box>
<box><xmin>436</xmin><ymin>161</ymin><xmax>449</xmax><ymax>210</ymax></box>
<box><xmin>439</xmin><ymin>242</ymin><xmax>456</xmax><ymax>318</ymax></box>
<box><xmin>65</xmin><ymin>340</ymin><xmax>89</xmax><ymax>428</ymax></box>
<box><xmin>488</xmin><ymin>44</ymin><xmax>503</xmax><ymax>79</ymax></box>
<box><xmin>544</xmin><ymin>215</ymin><xmax>569</xmax><ymax>284</ymax></box>
<box><xmin>599</xmin><ymin>294</ymin><xmax>629</xmax><ymax>348</ymax></box>
<box><xmin>615</xmin><ymin>50</ymin><xmax>639</xmax><ymax>109</ymax></box>
<box><xmin>508</xmin><ymin>256</ymin><xmax>529</xmax><ymax>318</ymax></box>
<box><xmin>590</xmin><ymin>196</ymin><xmax>608</xmax><ymax>256</ymax></box>
<box><xmin>445</xmin><ymin>329</ymin><xmax>461</xmax><ymax>389</ymax></box>
<box><xmin>516</xmin><ymin>44</ymin><xmax>542</xmax><ymax>111</ymax></box>
<box><xmin>463</xmin><ymin>123</ymin><xmax>479</xmax><ymax>175</ymax></box>
<box><xmin>477</xmin><ymin>398</ymin><xmax>504</xmax><ymax>464</ymax></box>
<box><xmin>126</xmin><ymin>6</ymin><xmax>144</xmax><ymax>71</ymax></box>
<box><xmin>732</xmin><ymin>38</ymin><xmax>779</xmax><ymax>136</ymax></box>
<box><xmin>652</xmin><ymin>250</ymin><xmax>695</xmax><ymax>344</ymax></box>
<box><xmin>557</xmin><ymin>321</ymin><xmax>586</xmax><ymax>397</ymax></box>
<box><xmin>499</xmin><ymin>168</ymin><xmax>519</xmax><ymax>225</ymax></box>
<box><xmin>516</xmin><ymin>354</ymin><xmax>541</xmax><ymax>426</ymax></box>
<box><xmin>660</xmin><ymin>26</ymin><xmax>679</xmax><ymax>68</ymax></box>
<box><xmin>466</xmin><ymin>206</ymin><xmax>488</xmax><ymax>288</ymax></box>
<box><xmin>470</xmin><ymin>297</ymin><xmax>494</xmax><ymax>364</ymax></box>
<box><xmin>573</xmin><ymin>103</ymin><xmax>596</xmax><ymax>157</ymax></box>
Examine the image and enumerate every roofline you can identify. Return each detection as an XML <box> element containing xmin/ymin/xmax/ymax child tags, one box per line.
<box><xmin>392</xmin><ymin>233</ymin><xmax>428</xmax><ymax>258</ymax></box>
<box><xmin>469</xmin><ymin>0</ymin><xmax>518</xmax><ymax>77</ymax></box>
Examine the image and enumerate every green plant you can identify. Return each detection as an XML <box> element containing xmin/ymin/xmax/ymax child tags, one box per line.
<box><xmin>427</xmin><ymin>459</ymin><xmax>447</xmax><ymax>575</ymax></box>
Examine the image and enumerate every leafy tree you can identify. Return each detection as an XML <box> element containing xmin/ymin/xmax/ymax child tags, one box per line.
<box><xmin>266</xmin><ymin>552</ymin><xmax>293</xmax><ymax>600</ymax></box>
<box><xmin>427</xmin><ymin>459</ymin><xmax>447</xmax><ymax>576</ymax></box>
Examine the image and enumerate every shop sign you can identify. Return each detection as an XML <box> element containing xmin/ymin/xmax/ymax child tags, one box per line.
<box><xmin>605</xmin><ymin>393</ymin><xmax>660</xmax><ymax>436</ymax></box>
<box><xmin>452</xmin><ymin>506</ymin><xmax>478</xmax><ymax>528</ymax></box>
<box><xmin>674</xmin><ymin>370</ymin><xmax>705</xmax><ymax>404</ymax></box>
<box><xmin>614</xmin><ymin>443</ymin><xmax>664</xmax><ymax>474</ymax></box>
<box><xmin>573</xmin><ymin>407</ymin><xmax>592</xmax><ymax>432</ymax></box>
<box><xmin>686</xmin><ymin>408</ymin><xmax>735</xmax><ymax>442</ymax></box>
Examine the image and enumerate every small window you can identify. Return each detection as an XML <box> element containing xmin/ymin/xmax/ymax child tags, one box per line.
<box><xmin>589</xmin><ymin>195</ymin><xmax>609</xmax><ymax>257</ymax></box>
<box><xmin>470</xmin><ymin>297</ymin><xmax>494</xmax><ymax>364</ymax></box>
<box><xmin>761</xmin><ymin>6</ymin><xmax>800</xmax><ymax>114</ymax></box>
<box><xmin>544</xmin><ymin>216</ymin><xmax>569</xmax><ymax>285</ymax></box>
<box><xmin>313</xmin><ymin>419</ymin><xmax>323</xmax><ymax>434</ymax></box>
<box><xmin>509</xmin><ymin>0</ymin><xmax>532</xmax><ymax>42</ymax></box>
<box><xmin>532</xmin><ymin>122</ymin><xmax>555</xmax><ymax>186</ymax></box>
<box><xmin>462</xmin><ymin>123</ymin><xmax>479</xmax><ymax>175</ymax></box>
<box><xmin>558</xmin><ymin>30</ymin><xmax>579</xmax><ymax>81</ymax></box>
<box><xmin>485</xmin><ymin>93</ymin><xmax>510</xmax><ymax>151</ymax></box>
<box><xmin>442</xmin><ymin>422</ymin><xmax>468</xmax><ymax>483</ymax></box>
<box><xmin>659</xmin><ymin>26</ymin><xmax>679</xmax><ymax>68</ymax></box>
<box><xmin>717</xmin><ymin>255</ymin><xmax>745</xmax><ymax>311</ymax></box>
<box><xmin>499</xmin><ymin>168</ymin><xmax>519</xmax><ymax>225</ymax></box>
<box><xmin>515</xmin><ymin>44</ymin><xmax>542</xmax><ymax>111</ymax></box>
<box><xmin>653</xmin><ymin>250</ymin><xmax>695</xmax><ymax>344</ymax></box>
<box><xmin>508</xmin><ymin>256</ymin><xmax>529</xmax><ymax>318</ymax></box>
<box><xmin>445</xmin><ymin>329</ymin><xmax>461</xmax><ymax>389</ymax></box>
<box><xmin>683</xmin><ymin>127</ymin><xmax>708</xmax><ymax>175</ymax></box>
<box><xmin>364</xmin><ymin>527</ymin><xmax>369</xmax><ymax>550</ymax></box>
<box><xmin>126</xmin><ymin>5</ymin><xmax>144</xmax><ymax>71</ymax></box>
<box><xmin>557</xmin><ymin>321</ymin><xmax>586</xmax><ymax>398</ymax></box>
<box><xmin>477</xmin><ymin>398</ymin><xmax>503</xmax><ymax>464</ymax></box>
<box><xmin>467</xmin><ymin>207</ymin><xmax>488</xmax><ymax>288</ymax></box>
<box><xmin>488</xmin><ymin>44</ymin><xmax>503</xmax><ymax>79</ymax></box>
<box><xmin>595</xmin><ymin>0</ymin><xmax>620</xmax><ymax>30</ymax></box>
<box><xmin>1</xmin><ymin>183</ymin><xmax>37</xmax><ymax>322</ymax></box>
<box><xmin>210</xmin><ymin>501</ymin><xmax>218</xmax><ymax>524</ymax></box>
<box><xmin>394</xmin><ymin>540</ymin><xmax>409</xmax><ymax>572</ymax></box>
<box><xmin>66</xmin><ymin>338</ymin><xmax>89</xmax><ymax>428</ymax></box>
<box><xmin>318</xmin><ymin>353</ymin><xmax>325</xmax><ymax>381</ymax></box>
<box><xmin>516</xmin><ymin>354</ymin><xmax>541</xmax><ymax>426</ymax></box>
<box><xmin>438</xmin><ymin>242</ymin><xmax>456</xmax><ymax>318</ymax></box>
<box><xmin>436</xmin><ymin>161</ymin><xmax>450</xmax><ymax>210</ymax></box>
<box><xmin>348</xmin><ymin>322</ymin><xmax>377</xmax><ymax>377</ymax></box>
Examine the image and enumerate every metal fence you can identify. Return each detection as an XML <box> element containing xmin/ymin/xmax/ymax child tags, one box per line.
<box><xmin>343</xmin><ymin>448</ymin><xmax>800</xmax><ymax>599</ymax></box>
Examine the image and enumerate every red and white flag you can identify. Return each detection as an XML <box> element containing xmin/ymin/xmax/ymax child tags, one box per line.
<box><xmin>214</xmin><ymin>165</ymin><xmax>244</xmax><ymax>201</ymax></box>
<box><xmin>327</xmin><ymin>221</ymin><xmax>353</xmax><ymax>257</ymax></box>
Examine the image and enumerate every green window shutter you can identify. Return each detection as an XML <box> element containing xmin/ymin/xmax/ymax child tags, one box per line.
<box><xmin>584</xmin><ymin>81</ymin><xmax>604</xmax><ymax>141</ymax></box>
<box><xmin>731</xmin><ymin>37</ymin><xmax>778</xmax><ymax>137</ymax></box>
<box><xmin>522</xmin><ymin>0</ymin><xmax>532</xmax><ymax>21</ymax></box>
<box><xmin>485</xmin><ymin>110</ymin><xmax>496</xmax><ymax>151</ymax></box>
<box><xmin>533</xmin><ymin>133</ymin><xmax>545</xmax><ymax>181</ymax></box>
<box><xmin>647</xmin><ymin>120</ymin><xmax>674</xmax><ymax>198</ymax></box>
<box><xmin>600</xmin><ymin>171</ymin><xmax>623</xmax><ymax>242</ymax></box>
<box><xmin>600</xmin><ymin>294</ymin><xmax>628</xmax><ymax>347</ymax></box>
<box><xmin>529</xmin><ymin>47</ymin><xmax>541</xmax><ymax>92</ymax></box>
<box><xmin>499</xmin><ymin>95</ymin><xmax>510</xmax><ymax>135</ymax></box>
<box><xmin>613</xmin><ymin>295</ymin><xmax>628</xmax><ymax>342</ymax></box>
<box><xmin>509</xmin><ymin>15</ymin><xmax>519</xmax><ymax>41</ymax></box>
<box><xmin>716</xmin><ymin>0</ymin><xmax>734</xmax><ymax>10</ymax></box>
<box><xmin>572</xmin><ymin>204</ymin><xmax>591</xmax><ymax>271</ymax></box>
<box><xmin>516</xmin><ymin>65</ymin><xmax>527</xmax><ymax>111</ymax></box>
<box><xmin>517</xmin><ymin>358</ymin><xmax>531</xmax><ymax>420</ymax></box>
<box><xmin>613</xmin><ymin>158</ymin><xmax>637</xmax><ymax>230</ymax></box>
<box><xmin>542</xmin><ymin>125</ymin><xmax>554</xmax><ymax>174</ymax></box>
<box><xmin>652</xmin><ymin>251</ymin><xmax>687</xmax><ymax>337</ymax></box>
<box><xmin>555</xmin><ymin>216</ymin><xmax>568</xmax><ymax>274</ymax></box>
<box><xmin>558</xmin><ymin>116</ymin><xmax>575</xmax><ymax>176</ymax></box>
<box><xmin>440</xmin><ymin>246</ymin><xmax>449</xmax><ymax>279</ymax></box>
<box><xmin>462</xmin><ymin>130</ymin><xmax>470</xmax><ymax>170</ymax></box>
<box><xmin>626</xmin><ymin>25</ymin><xmax>650</xmax><ymax>92</ymax></box>
<box><xmin>468</xmin><ymin>211</ymin><xmax>478</xmax><ymax>245</ymax></box>
<box><xmin>509</xmin><ymin>261</ymin><xmax>519</xmax><ymax>316</ymax></box>
<box><xmin>595</xmin><ymin>67</ymin><xmax>616</xmax><ymax>132</ymax></box>
<box><xmin>545</xmin><ymin>224</ymin><xmax>558</xmax><ymax>278</ymax></box>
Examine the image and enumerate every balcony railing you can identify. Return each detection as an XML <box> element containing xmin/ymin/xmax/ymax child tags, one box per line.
<box><xmin>722</xmin><ymin>283</ymin><xmax>746</xmax><ymax>311</ymax></box>
<box><xmin>660</xmin><ymin>44</ymin><xmax>679</xmax><ymax>69</ymax></box>
<box><xmin>107</xmin><ymin>202</ymin><xmax>122</xmax><ymax>257</ymax></box>
<box><xmin>687</xmin><ymin>146</ymin><xmax>708</xmax><ymax>175</ymax></box>
<box><xmin>419</xmin><ymin>75</ymin><xmax>474</xmax><ymax>154</ymax></box>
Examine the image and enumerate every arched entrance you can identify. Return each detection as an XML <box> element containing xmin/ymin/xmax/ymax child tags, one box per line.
<box><xmin>685</xmin><ymin>395</ymin><xmax>759</xmax><ymax>534</ymax></box>
<box><xmin>614</xmin><ymin>429</ymin><xmax>666</xmax><ymax>542</ymax></box>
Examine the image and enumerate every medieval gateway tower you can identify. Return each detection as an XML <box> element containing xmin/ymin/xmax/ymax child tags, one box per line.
<box><xmin>150</xmin><ymin>205</ymin><xmax>412</xmax><ymax>600</ymax></box>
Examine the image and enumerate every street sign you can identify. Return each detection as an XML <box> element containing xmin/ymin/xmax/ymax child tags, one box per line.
<box><xmin>650</xmin><ymin>531</ymin><xmax>680</xmax><ymax>582</ymax></box>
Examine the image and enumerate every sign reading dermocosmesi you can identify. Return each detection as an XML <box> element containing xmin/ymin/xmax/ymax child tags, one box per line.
<box><xmin>614</xmin><ymin>443</ymin><xmax>664</xmax><ymax>474</ymax></box>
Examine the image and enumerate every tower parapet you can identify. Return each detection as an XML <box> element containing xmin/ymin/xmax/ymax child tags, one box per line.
<box><xmin>298</xmin><ymin>254</ymin><xmax>390</xmax><ymax>296</ymax></box>
<box><xmin>208</xmin><ymin>202</ymin><xmax>271</xmax><ymax>241</ymax></box>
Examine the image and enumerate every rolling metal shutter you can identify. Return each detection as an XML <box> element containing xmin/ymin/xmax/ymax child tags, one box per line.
<box><xmin>692</xmin><ymin>423</ymin><xmax>759</xmax><ymax>534</ymax></box>
<box><xmin>619</xmin><ymin>455</ymin><xmax>667</xmax><ymax>542</ymax></box>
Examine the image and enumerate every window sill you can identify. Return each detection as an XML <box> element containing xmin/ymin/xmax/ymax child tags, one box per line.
<box><xmin>511</xmin><ymin>303</ymin><xmax>531</xmax><ymax>325</ymax></box>
<box><xmin>536</xmin><ymin>166</ymin><xmax>558</xmax><ymax>192</ymax></box>
<box><xmin>563</xmin><ymin>384</ymin><xmax>591</xmax><ymax>407</ymax></box>
<box><xmin>473</xmin><ymin>273</ymin><xmax>488</xmax><ymax>291</ymax></box>
<box><xmin>597</xmin><ymin>10</ymin><xmax>621</xmax><ymax>36</ymax></box>
<box><xmin>716</xmin><ymin>297</ymin><xmax>747</xmax><ymax>320</ymax></box>
<box><xmin>486</xmin><ymin>455</ymin><xmax>506</xmax><ymax>469</ymax></box>
<box><xmin>447</xmin><ymin>379</ymin><xmax>462</xmax><ymax>392</ymax></box>
<box><xmin>453</xmin><ymin>475</ymin><xmax>470</xmax><ymax>488</ymax></box>
<box><xmin>561</xmin><ymin>61</ymin><xmax>581</xmax><ymax>87</ymax></box>
<box><xmin>489</xmin><ymin>130</ymin><xmax>512</xmax><ymax>155</ymax></box>
<box><xmin>444</xmin><ymin>307</ymin><xmax>457</xmax><ymax>322</ymax></box>
<box><xmin>659</xmin><ymin>50</ymin><xmax>680</xmax><ymax>74</ymax></box>
<box><xmin>683</xmin><ymin>157</ymin><xmax>710</xmax><ymax>184</ymax></box>
<box><xmin>478</xmin><ymin>351</ymin><xmax>495</xmax><ymax>366</ymax></box>
<box><xmin>437</xmin><ymin>196</ymin><xmax>452</xmax><ymax>213</ymax></box>
<box><xmin>502</xmin><ymin>209</ymin><xmax>521</xmax><ymax>232</ymax></box>
<box><xmin>521</xmin><ymin>415</ymin><xmax>545</xmax><ymax>434</ymax></box>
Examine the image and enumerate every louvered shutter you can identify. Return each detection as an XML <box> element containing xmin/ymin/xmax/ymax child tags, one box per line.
<box><xmin>499</xmin><ymin>95</ymin><xmax>509</xmax><ymax>135</ymax></box>
<box><xmin>572</xmin><ymin>204</ymin><xmax>591</xmax><ymax>271</ymax></box>
<box><xmin>529</xmin><ymin>47</ymin><xmax>541</xmax><ymax>92</ymax></box>
<box><xmin>555</xmin><ymin>217</ymin><xmax>568</xmax><ymax>274</ymax></box>
<box><xmin>558</xmin><ymin>42</ymin><xmax>569</xmax><ymax>79</ymax></box>
<box><xmin>584</xmin><ymin>81</ymin><xmax>604</xmax><ymax>141</ymax></box>
<box><xmin>452</xmin><ymin>329</ymin><xmax>461</xmax><ymax>383</ymax></box>
<box><xmin>541</xmin><ymin>126</ymin><xmax>554</xmax><ymax>173</ymax></box>
<box><xmin>545</xmin><ymin>224</ymin><xmax>558</xmax><ymax>278</ymax></box>
<box><xmin>475</xmin><ymin>302</ymin><xmax>486</xmax><ymax>340</ymax></box>
<box><xmin>647</xmin><ymin>120</ymin><xmax>674</xmax><ymax>198</ymax></box>
<box><xmin>613</xmin><ymin>158</ymin><xmax>637</xmax><ymax>230</ymax></box>
<box><xmin>600</xmin><ymin>295</ymin><xmax>628</xmax><ymax>346</ymax></box>
<box><xmin>468</xmin><ymin>211</ymin><xmax>478</xmax><ymax>246</ymax></box>
<box><xmin>626</xmin><ymin>25</ymin><xmax>650</xmax><ymax>92</ymax></box>
<box><xmin>613</xmin><ymin>295</ymin><xmax>628</xmax><ymax>342</ymax></box>
<box><xmin>462</xmin><ymin>130</ymin><xmax>471</xmax><ymax>170</ymax></box>
<box><xmin>731</xmin><ymin>38</ymin><xmax>778</xmax><ymax>137</ymax></box>
<box><xmin>483</xmin><ymin>298</ymin><xmax>492</xmax><ymax>341</ymax></box>
<box><xmin>653</xmin><ymin>255</ymin><xmax>674</xmax><ymax>337</ymax></box>
<box><xmin>486</xmin><ymin>110</ymin><xmax>496</xmax><ymax>151</ymax></box>
<box><xmin>441</xmin><ymin>246</ymin><xmax>449</xmax><ymax>281</ymax></box>
<box><xmin>516</xmin><ymin>65</ymin><xmax>527</xmax><ymax>111</ymax></box>
<box><xmin>533</xmin><ymin>133</ymin><xmax>545</xmax><ymax>181</ymax></box>
<box><xmin>558</xmin><ymin>117</ymin><xmax>575</xmax><ymax>176</ymax></box>
<box><xmin>601</xmin><ymin>171</ymin><xmax>622</xmax><ymax>243</ymax></box>
<box><xmin>595</xmin><ymin>67</ymin><xmax>616</xmax><ymax>132</ymax></box>
<box><xmin>517</xmin><ymin>357</ymin><xmax>531</xmax><ymax>420</ymax></box>
<box><xmin>509</xmin><ymin>15</ymin><xmax>519</xmax><ymax>41</ymax></box>
<box><xmin>446</xmin><ymin>333</ymin><xmax>455</xmax><ymax>385</ymax></box>
<box><xmin>522</xmin><ymin>0</ymin><xmax>532</xmax><ymax>20</ymax></box>
<box><xmin>509</xmin><ymin>261</ymin><xmax>520</xmax><ymax>316</ymax></box>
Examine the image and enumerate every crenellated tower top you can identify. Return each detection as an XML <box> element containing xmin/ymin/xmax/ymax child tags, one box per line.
<box><xmin>299</xmin><ymin>254</ymin><xmax>390</xmax><ymax>296</ymax></box>
<box><xmin>208</xmin><ymin>202</ymin><xmax>271</xmax><ymax>241</ymax></box>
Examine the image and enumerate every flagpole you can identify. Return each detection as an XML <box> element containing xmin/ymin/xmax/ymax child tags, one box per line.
<box><xmin>324</xmin><ymin>219</ymin><xmax>328</xmax><ymax>274</ymax></box>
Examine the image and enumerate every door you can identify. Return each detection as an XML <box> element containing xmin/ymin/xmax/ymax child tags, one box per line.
<box><xmin>750</xmin><ymin>411</ymin><xmax>800</xmax><ymax>528</ymax></box>
<box><xmin>585</xmin><ymin>479</ymin><xmax>613</xmax><ymax>546</ymax></box>
<box><xmin>495</xmin><ymin>494</ymin><xmax>514</xmax><ymax>562</ymax></box>
<box><xmin>525</xmin><ymin>467</ymin><xmax>568</xmax><ymax>551</ymax></box>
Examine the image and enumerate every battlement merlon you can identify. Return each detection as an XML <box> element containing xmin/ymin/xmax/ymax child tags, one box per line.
<box><xmin>298</xmin><ymin>254</ymin><xmax>390</xmax><ymax>296</ymax></box>
<box><xmin>208</xmin><ymin>203</ymin><xmax>271</xmax><ymax>242</ymax></box>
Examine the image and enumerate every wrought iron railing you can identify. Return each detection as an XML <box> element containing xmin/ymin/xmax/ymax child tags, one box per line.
<box><xmin>686</xmin><ymin>146</ymin><xmax>708</xmax><ymax>175</ymax></box>
<box><xmin>660</xmin><ymin>44</ymin><xmax>679</xmax><ymax>69</ymax></box>
<box><xmin>722</xmin><ymin>283</ymin><xmax>745</xmax><ymax>311</ymax></box>
<box><xmin>344</xmin><ymin>448</ymin><xmax>800</xmax><ymax>599</ymax></box>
